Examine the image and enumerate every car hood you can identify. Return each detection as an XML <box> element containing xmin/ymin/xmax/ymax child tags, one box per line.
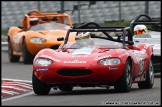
<box><xmin>37</xmin><ymin>29</ymin><xmax>68</xmax><ymax>37</ymax></box>
<box><xmin>35</xmin><ymin>47</ymin><xmax>127</xmax><ymax>65</ymax></box>
<box><xmin>27</xmin><ymin>30</ymin><xmax>76</xmax><ymax>43</ymax></box>
<box><xmin>53</xmin><ymin>47</ymin><xmax>116</xmax><ymax>63</ymax></box>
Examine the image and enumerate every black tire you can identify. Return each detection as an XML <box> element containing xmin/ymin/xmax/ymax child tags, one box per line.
<box><xmin>8</xmin><ymin>41</ymin><xmax>20</xmax><ymax>62</ymax></box>
<box><xmin>138</xmin><ymin>59</ymin><xmax>154</xmax><ymax>89</ymax></box>
<box><xmin>32</xmin><ymin>72</ymin><xmax>51</xmax><ymax>95</ymax></box>
<box><xmin>114</xmin><ymin>59</ymin><xmax>132</xmax><ymax>92</ymax></box>
<box><xmin>22</xmin><ymin>39</ymin><xmax>34</xmax><ymax>64</ymax></box>
<box><xmin>58</xmin><ymin>85</ymin><xmax>73</xmax><ymax>91</ymax></box>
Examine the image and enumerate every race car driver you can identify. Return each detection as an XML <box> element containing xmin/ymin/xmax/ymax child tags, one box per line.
<box><xmin>134</xmin><ymin>24</ymin><xmax>151</xmax><ymax>38</ymax></box>
<box><xmin>74</xmin><ymin>32</ymin><xmax>94</xmax><ymax>48</ymax></box>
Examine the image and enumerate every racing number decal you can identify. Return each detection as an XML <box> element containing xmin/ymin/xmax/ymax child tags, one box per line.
<box><xmin>132</xmin><ymin>50</ymin><xmax>145</xmax><ymax>73</ymax></box>
<box><xmin>138</xmin><ymin>58</ymin><xmax>144</xmax><ymax>73</ymax></box>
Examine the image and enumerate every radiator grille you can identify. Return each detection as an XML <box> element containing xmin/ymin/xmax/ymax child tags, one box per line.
<box><xmin>57</xmin><ymin>69</ymin><xmax>92</xmax><ymax>76</ymax></box>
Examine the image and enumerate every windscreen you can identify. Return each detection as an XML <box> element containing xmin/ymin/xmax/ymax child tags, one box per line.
<box><xmin>29</xmin><ymin>22</ymin><xmax>70</xmax><ymax>31</ymax></box>
<box><xmin>63</xmin><ymin>31</ymin><xmax>124</xmax><ymax>49</ymax></box>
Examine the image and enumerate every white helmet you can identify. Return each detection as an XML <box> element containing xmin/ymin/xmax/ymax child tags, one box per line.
<box><xmin>134</xmin><ymin>25</ymin><xmax>148</xmax><ymax>35</ymax></box>
<box><xmin>75</xmin><ymin>32</ymin><xmax>91</xmax><ymax>40</ymax></box>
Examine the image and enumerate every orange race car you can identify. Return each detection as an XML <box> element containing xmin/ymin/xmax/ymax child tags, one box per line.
<box><xmin>8</xmin><ymin>10</ymin><xmax>76</xmax><ymax>64</ymax></box>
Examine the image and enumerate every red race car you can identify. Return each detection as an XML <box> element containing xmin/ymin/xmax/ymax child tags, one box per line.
<box><xmin>32</xmin><ymin>22</ymin><xmax>154</xmax><ymax>95</ymax></box>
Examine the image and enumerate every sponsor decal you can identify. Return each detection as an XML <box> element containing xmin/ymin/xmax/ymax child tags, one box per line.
<box><xmin>137</xmin><ymin>58</ymin><xmax>144</xmax><ymax>74</ymax></box>
<box><xmin>64</xmin><ymin>60</ymin><xmax>87</xmax><ymax>64</ymax></box>
<box><xmin>72</xmin><ymin>48</ymin><xmax>94</xmax><ymax>55</ymax></box>
<box><xmin>108</xmin><ymin>67</ymin><xmax>118</xmax><ymax>70</ymax></box>
<box><xmin>40</xmin><ymin>55</ymin><xmax>60</xmax><ymax>62</ymax></box>
<box><xmin>36</xmin><ymin>68</ymin><xmax>49</xmax><ymax>71</ymax></box>
<box><xmin>132</xmin><ymin>50</ymin><xmax>146</xmax><ymax>73</ymax></box>
<box><xmin>95</xmin><ymin>55</ymin><xmax>112</xmax><ymax>60</ymax></box>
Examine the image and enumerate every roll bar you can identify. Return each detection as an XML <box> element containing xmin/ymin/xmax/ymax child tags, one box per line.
<box><xmin>63</xmin><ymin>22</ymin><xmax>134</xmax><ymax>49</ymax></box>
<box><xmin>130</xmin><ymin>14</ymin><xmax>161</xmax><ymax>34</ymax></box>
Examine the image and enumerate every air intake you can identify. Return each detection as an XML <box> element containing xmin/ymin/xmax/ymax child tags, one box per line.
<box><xmin>57</xmin><ymin>69</ymin><xmax>92</xmax><ymax>76</ymax></box>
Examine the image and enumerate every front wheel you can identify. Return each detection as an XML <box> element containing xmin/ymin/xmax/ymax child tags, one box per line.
<box><xmin>22</xmin><ymin>39</ymin><xmax>34</xmax><ymax>64</ymax></box>
<box><xmin>8</xmin><ymin>41</ymin><xmax>20</xmax><ymax>62</ymax></box>
<box><xmin>138</xmin><ymin>59</ymin><xmax>154</xmax><ymax>89</ymax></box>
<box><xmin>114</xmin><ymin>59</ymin><xmax>132</xmax><ymax>92</ymax></box>
<box><xmin>32</xmin><ymin>72</ymin><xmax>51</xmax><ymax>95</ymax></box>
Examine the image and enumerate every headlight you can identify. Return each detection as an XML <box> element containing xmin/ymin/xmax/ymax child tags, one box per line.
<box><xmin>30</xmin><ymin>38</ymin><xmax>46</xmax><ymax>43</ymax></box>
<box><xmin>35</xmin><ymin>58</ymin><xmax>53</xmax><ymax>66</ymax></box>
<box><xmin>98</xmin><ymin>58</ymin><xmax>120</xmax><ymax>65</ymax></box>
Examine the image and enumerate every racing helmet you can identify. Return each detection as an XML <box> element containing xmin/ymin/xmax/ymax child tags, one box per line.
<box><xmin>30</xmin><ymin>18</ymin><xmax>39</xmax><ymax>26</ymax></box>
<box><xmin>134</xmin><ymin>25</ymin><xmax>148</xmax><ymax>35</ymax></box>
<box><xmin>75</xmin><ymin>32</ymin><xmax>91</xmax><ymax>40</ymax></box>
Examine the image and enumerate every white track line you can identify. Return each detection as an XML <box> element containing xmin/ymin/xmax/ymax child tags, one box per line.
<box><xmin>2</xmin><ymin>84</ymin><xmax>33</xmax><ymax>89</ymax></box>
<box><xmin>2</xmin><ymin>78</ymin><xmax>32</xmax><ymax>83</ymax></box>
<box><xmin>16</xmin><ymin>84</ymin><xmax>33</xmax><ymax>89</ymax></box>
<box><xmin>2</xmin><ymin>86</ymin><xmax>27</xmax><ymax>91</ymax></box>
<box><xmin>2</xmin><ymin>91</ymin><xmax>34</xmax><ymax>102</ymax></box>
<box><xmin>2</xmin><ymin>78</ymin><xmax>34</xmax><ymax>102</ymax></box>
<box><xmin>2</xmin><ymin>90</ymin><xmax>19</xmax><ymax>95</ymax></box>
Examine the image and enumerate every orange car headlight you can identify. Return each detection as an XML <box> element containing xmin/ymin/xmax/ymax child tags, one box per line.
<box><xmin>30</xmin><ymin>37</ymin><xmax>46</xmax><ymax>43</ymax></box>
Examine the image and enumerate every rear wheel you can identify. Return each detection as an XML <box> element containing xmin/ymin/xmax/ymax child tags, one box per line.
<box><xmin>138</xmin><ymin>59</ymin><xmax>154</xmax><ymax>89</ymax></box>
<box><xmin>58</xmin><ymin>85</ymin><xmax>73</xmax><ymax>91</ymax></box>
<box><xmin>8</xmin><ymin>41</ymin><xmax>20</xmax><ymax>62</ymax></box>
<box><xmin>114</xmin><ymin>59</ymin><xmax>132</xmax><ymax>92</ymax></box>
<box><xmin>32</xmin><ymin>72</ymin><xmax>51</xmax><ymax>95</ymax></box>
<box><xmin>22</xmin><ymin>39</ymin><xmax>34</xmax><ymax>64</ymax></box>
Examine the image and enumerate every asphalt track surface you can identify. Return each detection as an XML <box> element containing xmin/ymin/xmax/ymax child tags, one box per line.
<box><xmin>1</xmin><ymin>52</ymin><xmax>161</xmax><ymax>106</ymax></box>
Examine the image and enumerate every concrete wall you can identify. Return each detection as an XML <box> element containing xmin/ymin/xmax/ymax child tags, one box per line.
<box><xmin>1</xmin><ymin>1</ymin><xmax>161</xmax><ymax>30</ymax></box>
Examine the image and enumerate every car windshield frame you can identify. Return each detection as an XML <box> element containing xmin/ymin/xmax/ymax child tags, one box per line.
<box><xmin>60</xmin><ymin>22</ymin><xmax>134</xmax><ymax>49</ymax></box>
<box><xmin>130</xmin><ymin>14</ymin><xmax>161</xmax><ymax>41</ymax></box>
<box><xmin>29</xmin><ymin>22</ymin><xmax>70</xmax><ymax>31</ymax></box>
<box><xmin>67</xmin><ymin>38</ymin><xmax>124</xmax><ymax>49</ymax></box>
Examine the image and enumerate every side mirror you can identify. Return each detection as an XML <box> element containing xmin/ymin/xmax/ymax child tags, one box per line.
<box><xmin>57</xmin><ymin>37</ymin><xmax>64</xmax><ymax>41</ymax></box>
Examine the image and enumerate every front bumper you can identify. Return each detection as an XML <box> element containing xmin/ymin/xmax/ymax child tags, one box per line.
<box><xmin>33</xmin><ymin>63</ymin><xmax>125</xmax><ymax>85</ymax></box>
